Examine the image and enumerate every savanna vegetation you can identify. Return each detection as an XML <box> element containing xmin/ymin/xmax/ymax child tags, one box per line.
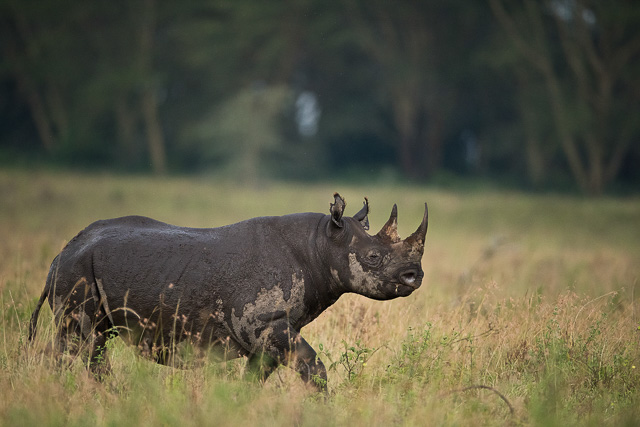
<box><xmin>1</xmin><ymin>170</ymin><xmax>639</xmax><ymax>425</ymax></box>
<box><xmin>2</xmin><ymin>0</ymin><xmax>638</xmax><ymax>424</ymax></box>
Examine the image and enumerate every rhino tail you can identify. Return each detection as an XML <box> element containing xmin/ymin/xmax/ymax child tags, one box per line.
<box><xmin>29</xmin><ymin>255</ymin><xmax>59</xmax><ymax>342</ymax></box>
<box><xmin>28</xmin><ymin>280</ymin><xmax>51</xmax><ymax>342</ymax></box>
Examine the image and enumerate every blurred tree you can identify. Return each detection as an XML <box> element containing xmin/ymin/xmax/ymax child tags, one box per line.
<box><xmin>1</xmin><ymin>0</ymin><xmax>638</xmax><ymax>192</ymax></box>
<box><xmin>138</xmin><ymin>0</ymin><xmax>166</xmax><ymax>174</ymax></box>
<box><xmin>186</xmin><ymin>84</ymin><xmax>295</xmax><ymax>183</ymax></box>
<box><xmin>345</xmin><ymin>0</ymin><xmax>453</xmax><ymax>179</ymax></box>
<box><xmin>489</xmin><ymin>0</ymin><xmax>640</xmax><ymax>194</ymax></box>
<box><xmin>0</xmin><ymin>0</ymin><xmax>76</xmax><ymax>153</ymax></box>
<box><xmin>343</xmin><ymin>0</ymin><xmax>491</xmax><ymax>181</ymax></box>
<box><xmin>169</xmin><ymin>0</ymin><xmax>333</xmax><ymax>178</ymax></box>
<box><xmin>88</xmin><ymin>0</ymin><xmax>170</xmax><ymax>173</ymax></box>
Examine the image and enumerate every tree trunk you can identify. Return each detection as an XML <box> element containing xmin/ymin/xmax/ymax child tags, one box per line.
<box><xmin>516</xmin><ymin>69</ymin><xmax>545</xmax><ymax>187</ymax></box>
<box><xmin>115</xmin><ymin>95</ymin><xmax>137</xmax><ymax>160</ymax></box>
<box><xmin>45</xmin><ymin>84</ymin><xmax>69</xmax><ymax>145</ymax></box>
<box><xmin>519</xmin><ymin>101</ymin><xmax>547</xmax><ymax>187</ymax></box>
<box><xmin>138</xmin><ymin>0</ymin><xmax>167</xmax><ymax>174</ymax></box>
<box><xmin>424</xmin><ymin>107</ymin><xmax>444</xmax><ymax>178</ymax></box>
<box><xmin>391</xmin><ymin>92</ymin><xmax>420</xmax><ymax>178</ymax></box>
<box><xmin>490</xmin><ymin>0</ymin><xmax>640</xmax><ymax>194</ymax></box>
<box><xmin>1</xmin><ymin>13</ymin><xmax>56</xmax><ymax>152</ymax></box>
<box><xmin>15</xmin><ymin>71</ymin><xmax>56</xmax><ymax>153</ymax></box>
<box><xmin>586</xmin><ymin>135</ymin><xmax>603</xmax><ymax>195</ymax></box>
<box><xmin>140</xmin><ymin>89</ymin><xmax>167</xmax><ymax>174</ymax></box>
<box><xmin>489</xmin><ymin>0</ymin><xmax>592</xmax><ymax>193</ymax></box>
<box><xmin>542</xmin><ymin>69</ymin><xmax>591</xmax><ymax>194</ymax></box>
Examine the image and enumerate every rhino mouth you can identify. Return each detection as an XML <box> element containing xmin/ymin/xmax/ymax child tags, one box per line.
<box><xmin>398</xmin><ymin>268</ymin><xmax>422</xmax><ymax>289</ymax></box>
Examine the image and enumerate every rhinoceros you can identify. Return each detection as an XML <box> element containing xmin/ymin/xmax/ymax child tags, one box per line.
<box><xmin>29</xmin><ymin>193</ymin><xmax>427</xmax><ymax>390</ymax></box>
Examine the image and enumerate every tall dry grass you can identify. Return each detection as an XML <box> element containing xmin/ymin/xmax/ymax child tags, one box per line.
<box><xmin>1</xmin><ymin>169</ymin><xmax>639</xmax><ymax>425</ymax></box>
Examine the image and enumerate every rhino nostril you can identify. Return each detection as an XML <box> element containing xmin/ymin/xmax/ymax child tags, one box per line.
<box><xmin>399</xmin><ymin>270</ymin><xmax>419</xmax><ymax>287</ymax></box>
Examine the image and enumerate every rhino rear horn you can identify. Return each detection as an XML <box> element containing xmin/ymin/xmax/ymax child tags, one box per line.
<box><xmin>376</xmin><ymin>204</ymin><xmax>401</xmax><ymax>243</ymax></box>
<box><xmin>404</xmin><ymin>203</ymin><xmax>428</xmax><ymax>248</ymax></box>
<box><xmin>330</xmin><ymin>193</ymin><xmax>346</xmax><ymax>227</ymax></box>
<box><xmin>353</xmin><ymin>197</ymin><xmax>369</xmax><ymax>231</ymax></box>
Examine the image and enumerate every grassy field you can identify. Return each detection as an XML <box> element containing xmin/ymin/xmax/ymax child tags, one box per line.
<box><xmin>1</xmin><ymin>169</ymin><xmax>639</xmax><ymax>426</ymax></box>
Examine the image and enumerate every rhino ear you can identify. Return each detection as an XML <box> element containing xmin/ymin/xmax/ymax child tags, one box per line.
<box><xmin>329</xmin><ymin>192</ymin><xmax>346</xmax><ymax>228</ymax></box>
<box><xmin>353</xmin><ymin>197</ymin><xmax>369</xmax><ymax>231</ymax></box>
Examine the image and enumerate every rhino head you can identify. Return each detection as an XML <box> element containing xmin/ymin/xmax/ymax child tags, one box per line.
<box><xmin>326</xmin><ymin>193</ymin><xmax>428</xmax><ymax>300</ymax></box>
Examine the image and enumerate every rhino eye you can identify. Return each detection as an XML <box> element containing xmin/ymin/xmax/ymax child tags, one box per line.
<box><xmin>364</xmin><ymin>250</ymin><xmax>383</xmax><ymax>266</ymax></box>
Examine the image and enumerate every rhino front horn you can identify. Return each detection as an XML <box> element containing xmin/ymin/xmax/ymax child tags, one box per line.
<box><xmin>376</xmin><ymin>204</ymin><xmax>401</xmax><ymax>243</ymax></box>
<box><xmin>404</xmin><ymin>203</ymin><xmax>428</xmax><ymax>248</ymax></box>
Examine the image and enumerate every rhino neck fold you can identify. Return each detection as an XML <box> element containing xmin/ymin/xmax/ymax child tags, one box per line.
<box><xmin>309</xmin><ymin>215</ymin><xmax>347</xmax><ymax>307</ymax></box>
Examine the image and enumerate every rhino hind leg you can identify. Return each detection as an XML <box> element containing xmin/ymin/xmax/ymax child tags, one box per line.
<box><xmin>51</xmin><ymin>281</ymin><xmax>114</xmax><ymax>379</ymax></box>
<box><xmin>152</xmin><ymin>344</ymin><xmax>174</xmax><ymax>367</ymax></box>
<box><xmin>53</xmin><ymin>314</ymin><xmax>113</xmax><ymax>378</ymax></box>
<box><xmin>54</xmin><ymin>313</ymin><xmax>84</xmax><ymax>364</ymax></box>
<box><xmin>87</xmin><ymin>330</ymin><xmax>112</xmax><ymax>379</ymax></box>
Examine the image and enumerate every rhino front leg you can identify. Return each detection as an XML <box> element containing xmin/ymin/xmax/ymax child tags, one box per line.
<box><xmin>247</xmin><ymin>352</ymin><xmax>279</xmax><ymax>383</ymax></box>
<box><xmin>250</xmin><ymin>322</ymin><xmax>327</xmax><ymax>392</ymax></box>
<box><xmin>291</xmin><ymin>338</ymin><xmax>327</xmax><ymax>391</ymax></box>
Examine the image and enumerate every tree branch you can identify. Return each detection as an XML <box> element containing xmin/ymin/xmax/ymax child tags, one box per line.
<box><xmin>488</xmin><ymin>0</ymin><xmax>550</xmax><ymax>73</ymax></box>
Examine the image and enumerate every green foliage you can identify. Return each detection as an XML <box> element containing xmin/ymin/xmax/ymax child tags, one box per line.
<box><xmin>386</xmin><ymin>324</ymin><xmax>438</xmax><ymax>384</ymax></box>
<box><xmin>1</xmin><ymin>2</ymin><xmax>639</xmax><ymax>192</ymax></box>
<box><xmin>319</xmin><ymin>339</ymin><xmax>378</xmax><ymax>383</ymax></box>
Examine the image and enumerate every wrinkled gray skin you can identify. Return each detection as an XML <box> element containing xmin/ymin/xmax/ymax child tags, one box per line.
<box><xmin>29</xmin><ymin>193</ymin><xmax>428</xmax><ymax>391</ymax></box>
